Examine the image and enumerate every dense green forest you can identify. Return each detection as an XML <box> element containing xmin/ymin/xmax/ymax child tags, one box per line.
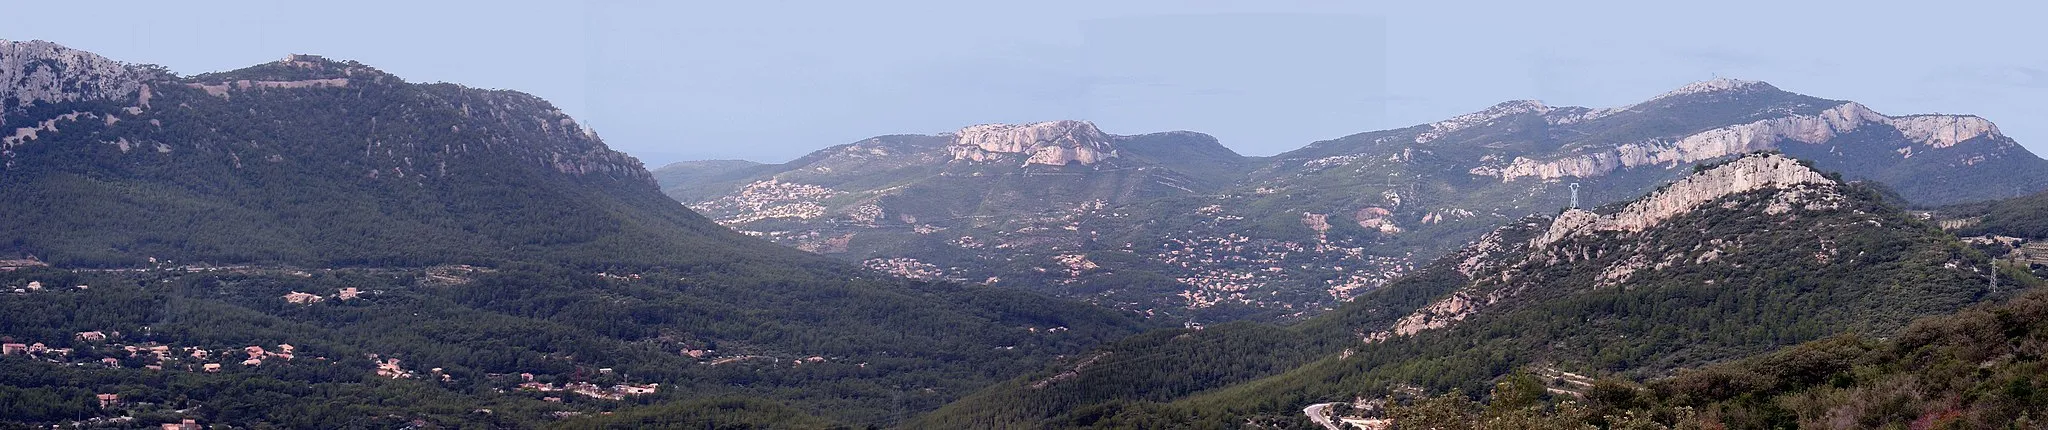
<box><xmin>1</xmin><ymin>54</ymin><xmax>775</xmax><ymax>270</ymax></box>
<box><xmin>0</xmin><ymin>261</ymin><xmax>1147</xmax><ymax>427</ymax></box>
<box><xmin>1944</xmin><ymin>189</ymin><xmax>2048</xmax><ymax>239</ymax></box>
<box><xmin>1377</xmin><ymin>283</ymin><xmax>2048</xmax><ymax>429</ymax></box>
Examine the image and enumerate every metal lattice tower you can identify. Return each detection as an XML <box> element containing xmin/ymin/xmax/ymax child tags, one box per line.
<box><xmin>1569</xmin><ymin>183</ymin><xmax>1581</xmax><ymax>208</ymax></box>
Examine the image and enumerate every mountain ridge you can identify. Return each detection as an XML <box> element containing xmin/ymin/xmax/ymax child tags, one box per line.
<box><xmin>0</xmin><ymin>40</ymin><xmax>1153</xmax><ymax>428</ymax></box>
<box><xmin>1</xmin><ymin>39</ymin><xmax>672</xmax><ymax>267</ymax></box>
<box><xmin>660</xmin><ymin>78</ymin><xmax>2048</xmax><ymax>323</ymax></box>
<box><xmin>910</xmin><ymin>152</ymin><xmax>2025</xmax><ymax>428</ymax></box>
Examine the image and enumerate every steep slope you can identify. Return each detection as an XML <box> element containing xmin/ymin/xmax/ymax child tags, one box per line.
<box><xmin>1374</xmin><ymin>273</ymin><xmax>2048</xmax><ymax>429</ymax></box>
<box><xmin>910</xmin><ymin>153</ymin><xmax>2023</xmax><ymax>428</ymax></box>
<box><xmin>1634</xmin><ymin>282</ymin><xmax>2048</xmax><ymax>429</ymax></box>
<box><xmin>1</xmin><ymin>44</ymin><xmax>683</xmax><ymax>268</ymax></box>
<box><xmin>1273</xmin><ymin>79</ymin><xmax>2039</xmax><ymax>203</ymax></box>
<box><xmin>664</xmin><ymin>79</ymin><xmax>2048</xmax><ymax>324</ymax></box>
<box><xmin>0</xmin><ymin>40</ymin><xmax>1150</xmax><ymax>428</ymax></box>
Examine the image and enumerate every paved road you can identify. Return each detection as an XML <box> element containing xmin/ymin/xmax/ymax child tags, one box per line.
<box><xmin>1303</xmin><ymin>402</ymin><xmax>1343</xmax><ymax>430</ymax></box>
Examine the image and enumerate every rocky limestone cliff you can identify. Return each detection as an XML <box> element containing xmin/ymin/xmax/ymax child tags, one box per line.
<box><xmin>0</xmin><ymin>40</ymin><xmax>152</xmax><ymax>122</ymax></box>
<box><xmin>1475</xmin><ymin>101</ymin><xmax>2004</xmax><ymax>181</ymax></box>
<box><xmin>1372</xmin><ymin>153</ymin><xmax>1838</xmax><ymax>342</ymax></box>
<box><xmin>947</xmin><ymin>120</ymin><xmax>1118</xmax><ymax>166</ymax></box>
<box><xmin>1531</xmin><ymin>153</ymin><xmax>1833</xmax><ymax>248</ymax></box>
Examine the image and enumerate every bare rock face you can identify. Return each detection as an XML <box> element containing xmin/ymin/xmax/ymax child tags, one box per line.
<box><xmin>947</xmin><ymin>120</ymin><xmax>1118</xmax><ymax>166</ymax></box>
<box><xmin>1531</xmin><ymin>153</ymin><xmax>1834</xmax><ymax>248</ymax></box>
<box><xmin>1373</xmin><ymin>153</ymin><xmax>1838</xmax><ymax>342</ymax></box>
<box><xmin>1889</xmin><ymin>114</ymin><xmax>2000</xmax><ymax>149</ymax></box>
<box><xmin>1477</xmin><ymin>101</ymin><xmax>2004</xmax><ymax>181</ymax></box>
<box><xmin>0</xmin><ymin>40</ymin><xmax>150</xmax><ymax>120</ymax></box>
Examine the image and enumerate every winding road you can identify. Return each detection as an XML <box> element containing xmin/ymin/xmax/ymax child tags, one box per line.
<box><xmin>1304</xmin><ymin>402</ymin><xmax>1342</xmax><ymax>430</ymax></box>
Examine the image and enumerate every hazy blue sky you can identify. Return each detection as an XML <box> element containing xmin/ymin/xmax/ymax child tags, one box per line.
<box><xmin>6</xmin><ymin>0</ymin><xmax>2047</xmax><ymax>166</ymax></box>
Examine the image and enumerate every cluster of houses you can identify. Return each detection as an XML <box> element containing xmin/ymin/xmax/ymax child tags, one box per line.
<box><xmin>2</xmin><ymin>332</ymin><xmax>307</xmax><ymax>374</ymax></box>
<box><xmin>1048</xmin><ymin>254</ymin><xmax>1100</xmax><ymax>279</ymax></box>
<box><xmin>862</xmin><ymin>257</ymin><xmax>951</xmax><ymax>281</ymax></box>
<box><xmin>514</xmin><ymin>376</ymin><xmax>660</xmax><ymax>401</ymax></box>
<box><xmin>0</xmin><ymin>341</ymin><xmax>73</xmax><ymax>357</ymax></box>
<box><xmin>231</xmin><ymin>344</ymin><xmax>297</xmax><ymax>368</ymax></box>
<box><xmin>692</xmin><ymin>179</ymin><xmax>840</xmax><ymax>225</ymax></box>
<box><xmin>8</xmin><ymin>279</ymin><xmax>91</xmax><ymax>293</ymax></box>
<box><xmin>1150</xmin><ymin>228</ymin><xmax>1412</xmax><ymax>311</ymax></box>
<box><xmin>593</xmin><ymin>272</ymin><xmax>643</xmax><ymax>281</ymax></box>
<box><xmin>280</xmin><ymin>287</ymin><xmax>363</xmax><ymax>304</ymax></box>
<box><xmin>372</xmin><ymin>356</ymin><xmax>413</xmax><ymax>379</ymax></box>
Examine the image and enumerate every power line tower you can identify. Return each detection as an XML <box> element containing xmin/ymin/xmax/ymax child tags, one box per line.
<box><xmin>1569</xmin><ymin>183</ymin><xmax>1581</xmax><ymax>209</ymax></box>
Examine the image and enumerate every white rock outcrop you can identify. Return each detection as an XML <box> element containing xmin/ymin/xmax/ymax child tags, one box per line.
<box><xmin>1375</xmin><ymin>154</ymin><xmax>1835</xmax><ymax>343</ymax></box>
<box><xmin>946</xmin><ymin>120</ymin><xmax>1118</xmax><ymax>166</ymax></box>
<box><xmin>1369</xmin><ymin>292</ymin><xmax>1480</xmax><ymax>342</ymax></box>
<box><xmin>1478</xmin><ymin>101</ymin><xmax>2002</xmax><ymax>181</ymax></box>
<box><xmin>0</xmin><ymin>40</ymin><xmax>147</xmax><ymax>117</ymax></box>
<box><xmin>1530</xmin><ymin>153</ymin><xmax>1833</xmax><ymax>248</ymax></box>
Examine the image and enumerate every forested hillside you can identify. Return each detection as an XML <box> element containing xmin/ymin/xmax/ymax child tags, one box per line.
<box><xmin>0</xmin><ymin>40</ymin><xmax>1151</xmax><ymax>428</ymax></box>
<box><xmin>1942</xmin><ymin>189</ymin><xmax>2048</xmax><ymax>239</ymax></box>
<box><xmin>1376</xmin><ymin>282</ymin><xmax>2048</xmax><ymax>429</ymax></box>
<box><xmin>909</xmin><ymin>154</ymin><xmax>2034</xmax><ymax>428</ymax></box>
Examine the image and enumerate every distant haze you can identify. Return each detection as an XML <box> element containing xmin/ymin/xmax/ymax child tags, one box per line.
<box><xmin>6</xmin><ymin>0</ymin><xmax>2047</xmax><ymax>166</ymax></box>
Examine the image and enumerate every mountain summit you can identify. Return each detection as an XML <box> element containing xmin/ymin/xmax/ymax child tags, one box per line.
<box><xmin>656</xmin><ymin>119</ymin><xmax>1256</xmax><ymax>317</ymax></box>
<box><xmin>1642</xmin><ymin>77</ymin><xmax>1778</xmax><ymax>101</ymax></box>
<box><xmin>1286</xmin><ymin>78</ymin><xmax>2035</xmax><ymax>205</ymax></box>
<box><xmin>948</xmin><ymin>120</ymin><xmax>1119</xmax><ymax>166</ymax></box>
<box><xmin>1</xmin><ymin>39</ymin><xmax>668</xmax><ymax>266</ymax></box>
